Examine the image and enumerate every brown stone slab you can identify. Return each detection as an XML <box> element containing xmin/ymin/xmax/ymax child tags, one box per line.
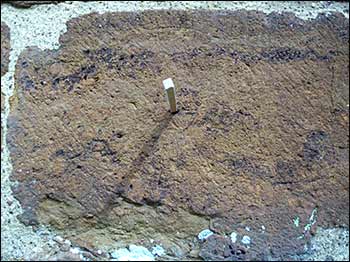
<box><xmin>7</xmin><ymin>10</ymin><xmax>349</xmax><ymax>260</ymax></box>
<box><xmin>1</xmin><ymin>22</ymin><xmax>10</xmax><ymax>77</ymax></box>
<box><xmin>1</xmin><ymin>1</ymin><xmax>61</xmax><ymax>8</ymax></box>
<box><xmin>1</xmin><ymin>22</ymin><xmax>10</xmax><ymax>150</ymax></box>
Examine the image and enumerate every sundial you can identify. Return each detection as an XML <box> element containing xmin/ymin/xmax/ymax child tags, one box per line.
<box><xmin>2</xmin><ymin>9</ymin><xmax>349</xmax><ymax>261</ymax></box>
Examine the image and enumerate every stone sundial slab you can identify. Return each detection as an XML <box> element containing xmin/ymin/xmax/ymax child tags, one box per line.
<box><xmin>7</xmin><ymin>10</ymin><xmax>349</xmax><ymax>260</ymax></box>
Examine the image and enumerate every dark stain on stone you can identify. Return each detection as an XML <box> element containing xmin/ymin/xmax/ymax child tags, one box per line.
<box><xmin>172</xmin><ymin>46</ymin><xmax>337</xmax><ymax>66</ymax></box>
<box><xmin>201</xmin><ymin>105</ymin><xmax>255</xmax><ymax>134</ymax></box>
<box><xmin>199</xmin><ymin>234</ymin><xmax>247</xmax><ymax>261</ymax></box>
<box><xmin>11</xmin><ymin>182</ymin><xmax>40</xmax><ymax>226</ymax></box>
<box><xmin>86</xmin><ymin>139</ymin><xmax>117</xmax><ymax>157</ymax></box>
<box><xmin>20</xmin><ymin>75</ymin><xmax>36</xmax><ymax>90</ymax></box>
<box><xmin>276</xmin><ymin>160</ymin><xmax>296</xmax><ymax>177</ymax></box>
<box><xmin>85</xmin><ymin>47</ymin><xmax>158</xmax><ymax>77</ymax></box>
<box><xmin>301</xmin><ymin>130</ymin><xmax>329</xmax><ymax>163</ymax></box>
<box><xmin>272</xmin><ymin>160</ymin><xmax>300</xmax><ymax>186</ymax></box>
<box><xmin>50</xmin><ymin>64</ymin><xmax>97</xmax><ymax>91</ymax></box>
<box><xmin>222</xmin><ymin>154</ymin><xmax>273</xmax><ymax>179</ymax></box>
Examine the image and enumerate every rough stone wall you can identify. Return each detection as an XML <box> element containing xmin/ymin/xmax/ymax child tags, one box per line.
<box><xmin>1</xmin><ymin>22</ymin><xmax>10</xmax><ymax>150</ymax></box>
<box><xmin>3</xmin><ymin>6</ymin><xmax>350</xmax><ymax>262</ymax></box>
<box><xmin>1</xmin><ymin>1</ymin><xmax>61</xmax><ymax>8</ymax></box>
<box><xmin>1</xmin><ymin>22</ymin><xmax>10</xmax><ymax>76</ymax></box>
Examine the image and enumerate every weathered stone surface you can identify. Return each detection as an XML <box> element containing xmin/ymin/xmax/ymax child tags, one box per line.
<box><xmin>8</xmin><ymin>10</ymin><xmax>349</xmax><ymax>260</ymax></box>
<box><xmin>1</xmin><ymin>1</ymin><xmax>61</xmax><ymax>8</ymax></box>
<box><xmin>1</xmin><ymin>22</ymin><xmax>10</xmax><ymax>150</ymax></box>
<box><xmin>1</xmin><ymin>22</ymin><xmax>10</xmax><ymax>77</ymax></box>
<box><xmin>199</xmin><ymin>234</ymin><xmax>248</xmax><ymax>261</ymax></box>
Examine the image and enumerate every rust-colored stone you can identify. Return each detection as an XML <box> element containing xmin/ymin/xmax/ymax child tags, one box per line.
<box><xmin>1</xmin><ymin>22</ymin><xmax>10</xmax><ymax>77</ymax></box>
<box><xmin>1</xmin><ymin>1</ymin><xmax>61</xmax><ymax>8</ymax></box>
<box><xmin>7</xmin><ymin>10</ymin><xmax>349</xmax><ymax>260</ymax></box>
<box><xmin>1</xmin><ymin>22</ymin><xmax>10</xmax><ymax>150</ymax></box>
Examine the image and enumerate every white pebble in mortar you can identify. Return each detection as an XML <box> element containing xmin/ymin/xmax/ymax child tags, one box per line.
<box><xmin>230</xmin><ymin>232</ymin><xmax>238</xmax><ymax>243</ymax></box>
<box><xmin>198</xmin><ymin>229</ymin><xmax>214</xmax><ymax>241</ymax></box>
<box><xmin>241</xmin><ymin>236</ymin><xmax>251</xmax><ymax>245</ymax></box>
